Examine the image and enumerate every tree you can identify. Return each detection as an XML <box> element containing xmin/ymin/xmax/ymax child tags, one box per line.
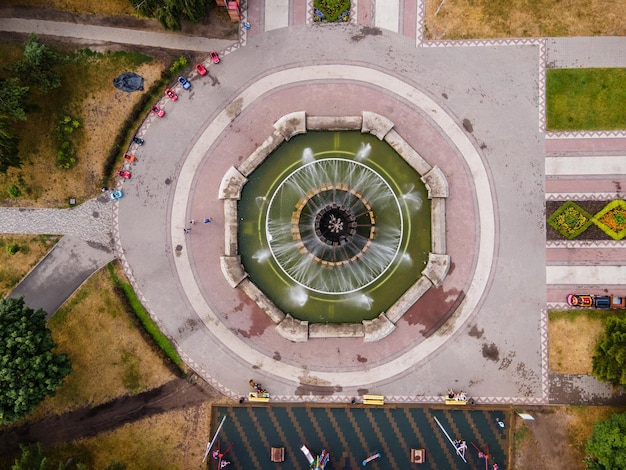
<box><xmin>0</xmin><ymin>297</ymin><xmax>71</xmax><ymax>424</ymax></box>
<box><xmin>0</xmin><ymin>117</ymin><xmax>21</xmax><ymax>173</ymax></box>
<box><xmin>586</xmin><ymin>412</ymin><xmax>626</xmax><ymax>470</ymax></box>
<box><xmin>14</xmin><ymin>34</ymin><xmax>61</xmax><ymax>93</ymax></box>
<box><xmin>129</xmin><ymin>0</ymin><xmax>211</xmax><ymax>30</ymax></box>
<box><xmin>592</xmin><ymin>316</ymin><xmax>626</xmax><ymax>386</ymax></box>
<box><xmin>0</xmin><ymin>78</ymin><xmax>29</xmax><ymax>122</ymax></box>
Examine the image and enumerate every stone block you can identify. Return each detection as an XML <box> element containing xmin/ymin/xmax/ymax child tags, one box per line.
<box><xmin>275</xmin><ymin>111</ymin><xmax>307</xmax><ymax>140</ymax></box>
<box><xmin>422</xmin><ymin>253</ymin><xmax>450</xmax><ymax>287</ymax></box>
<box><xmin>421</xmin><ymin>166</ymin><xmax>449</xmax><ymax>198</ymax></box>
<box><xmin>306</xmin><ymin>116</ymin><xmax>362</xmax><ymax>131</ymax></box>
<box><xmin>218</xmin><ymin>166</ymin><xmax>247</xmax><ymax>200</ymax></box>
<box><xmin>309</xmin><ymin>322</ymin><xmax>364</xmax><ymax>338</ymax></box>
<box><xmin>384</xmin><ymin>130</ymin><xmax>431</xmax><ymax>176</ymax></box>
<box><xmin>276</xmin><ymin>314</ymin><xmax>309</xmax><ymax>342</ymax></box>
<box><xmin>220</xmin><ymin>256</ymin><xmax>247</xmax><ymax>287</ymax></box>
<box><xmin>363</xmin><ymin>314</ymin><xmax>396</xmax><ymax>342</ymax></box>
<box><xmin>361</xmin><ymin>111</ymin><xmax>394</xmax><ymax>140</ymax></box>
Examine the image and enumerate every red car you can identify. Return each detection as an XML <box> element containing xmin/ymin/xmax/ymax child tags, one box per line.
<box><xmin>210</xmin><ymin>51</ymin><xmax>220</xmax><ymax>64</ymax></box>
<box><xmin>151</xmin><ymin>105</ymin><xmax>165</xmax><ymax>117</ymax></box>
<box><xmin>164</xmin><ymin>88</ymin><xmax>178</xmax><ymax>101</ymax></box>
<box><xmin>196</xmin><ymin>63</ymin><xmax>207</xmax><ymax>76</ymax></box>
<box><xmin>116</xmin><ymin>169</ymin><xmax>131</xmax><ymax>179</ymax></box>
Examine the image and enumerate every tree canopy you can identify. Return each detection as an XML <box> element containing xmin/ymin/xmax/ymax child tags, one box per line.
<box><xmin>14</xmin><ymin>33</ymin><xmax>61</xmax><ymax>93</ymax></box>
<box><xmin>0</xmin><ymin>297</ymin><xmax>71</xmax><ymax>424</ymax></box>
<box><xmin>592</xmin><ymin>316</ymin><xmax>626</xmax><ymax>386</ymax></box>
<box><xmin>129</xmin><ymin>0</ymin><xmax>211</xmax><ymax>30</ymax></box>
<box><xmin>586</xmin><ymin>412</ymin><xmax>626</xmax><ymax>470</ymax></box>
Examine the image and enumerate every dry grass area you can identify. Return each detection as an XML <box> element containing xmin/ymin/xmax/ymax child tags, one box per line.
<box><xmin>424</xmin><ymin>0</ymin><xmax>626</xmax><ymax>40</ymax></box>
<box><xmin>0</xmin><ymin>43</ymin><xmax>165</xmax><ymax>208</ymax></box>
<box><xmin>49</xmin><ymin>402</ymin><xmax>215</xmax><ymax>469</ymax></box>
<box><xmin>28</xmin><ymin>264</ymin><xmax>175</xmax><ymax>419</ymax></box>
<box><xmin>3</xmin><ymin>0</ymin><xmax>134</xmax><ymax>16</ymax></box>
<box><xmin>513</xmin><ymin>406</ymin><xmax>623</xmax><ymax>470</ymax></box>
<box><xmin>549</xmin><ymin>313</ymin><xmax>605</xmax><ymax>374</ymax></box>
<box><xmin>0</xmin><ymin>234</ymin><xmax>60</xmax><ymax>297</ymax></box>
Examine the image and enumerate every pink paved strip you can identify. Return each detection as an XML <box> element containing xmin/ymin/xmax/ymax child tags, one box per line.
<box><xmin>292</xmin><ymin>0</ymin><xmax>306</xmax><ymax>25</ymax></box>
<box><xmin>547</xmin><ymin>247</ymin><xmax>626</xmax><ymax>264</ymax></box>
<box><xmin>401</xmin><ymin>0</ymin><xmax>417</xmax><ymax>39</ymax></box>
<box><xmin>358</xmin><ymin>0</ymin><xmax>373</xmax><ymax>25</ymax></box>
<box><xmin>246</xmin><ymin>0</ymin><xmax>264</xmax><ymax>39</ymax></box>
<box><xmin>546</xmin><ymin>137</ymin><xmax>626</xmax><ymax>154</ymax></box>
<box><xmin>546</xmin><ymin>287</ymin><xmax>626</xmax><ymax>304</ymax></box>
<box><xmin>545</xmin><ymin>177</ymin><xmax>626</xmax><ymax>195</ymax></box>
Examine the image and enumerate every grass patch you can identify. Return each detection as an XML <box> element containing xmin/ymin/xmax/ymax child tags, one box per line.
<box><xmin>546</xmin><ymin>68</ymin><xmax>626</xmax><ymax>131</ymax></box>
<box><xmin>0</xmin><ymin>42</ymin><xmax>165</xmax><ymax>207</ymax></box>
<box><xmin>28</xmin><ymin>266</ymin><xmax>175</xmax><ymax>418</ymax></box>
<box><xmin>0</xmin><ymin>234</ymin><xmax>60</xmax><ymax>297</ymax></box>
<box><xmin>549</xmin><ymin>309</ymin><xmax>626</xmax><ymax>374</ymax></box>
<box><xmin>34</xmin><ymin>403</ymin><xmax>215</xmax><ymax>469</ymax></box>
<box><xmin>3</xmin><ymin>0</ymin><xmax>134</xmax><ymax>16</ymax></box>
<box><xmin>424</xmin><ymin>0</ymin><xmax>626</xmax><ymax>40</ymax></box>
<box><xmin>107</xmin><ymin>263</ymin><xmax>186</xmax><ymax>373</ymax></box>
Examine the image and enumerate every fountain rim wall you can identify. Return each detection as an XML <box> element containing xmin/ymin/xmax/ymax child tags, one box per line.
<box><xmin>219</xmin><ymin>111</ymin><xmax>450</xmax><ymax>342</ymax></box>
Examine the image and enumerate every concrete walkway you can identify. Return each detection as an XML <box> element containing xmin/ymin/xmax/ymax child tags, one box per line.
<box><xmin>0</xmin><ymin>5</ymin><xmax>625</xmax><ymax>405</ymax></box>
<box><xmin>0</xmin><ymin>17</ymin><xmax>234</xmax><ymax>52</ymax></box>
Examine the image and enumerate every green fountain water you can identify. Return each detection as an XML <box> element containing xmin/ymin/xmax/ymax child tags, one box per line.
<box><xmin>238</xmin><ymin>131</ymin><xmax>430</xmax><ymax>323</ymax></box>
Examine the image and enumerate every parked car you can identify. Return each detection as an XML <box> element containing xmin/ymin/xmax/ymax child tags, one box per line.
<box><xmin>132</xmin><ymin>136</ymin><xmax>144</xmax><ymax>145</ymax></box>
<box><xmin>110</xmin><ymin>190</ymin><xmax>123</xmax><ymax>200</ymax></box>
<box><xmin>566</xmin><ymin>294</ymin><xmax>594</xmax><ymax>307</ymax></box>
<box><xmin>124</xmin><ymin>153</ymin><xmax>136</xmax><ymax>162</ymax></box>
<box><xmin>210</xmin><ymin>51</ymin><xmax>220</xmax><ymax>64</ymax></box>
<box><xmin>196</xmin><ymin>63</ymin><xmax>207</xmax><ymax>76</ymax></box>
<box><xmin>165</xmin><ymin>88</ymin><xmax>178</xmax><ymax>101</ymax></box>
<box><xmin>116</xmin><ymin>169</ymin><xmax>131</xmax><ymax>179</ymax></box>
<box><xmin>151</xmin><ymin>105</ymin><xmax>165</xmax><ymax>117</ymax></box>
<box><xmin>178</xmin><ymin>76</ymin><xmax>191</xmax><ymax>90</ymax></box>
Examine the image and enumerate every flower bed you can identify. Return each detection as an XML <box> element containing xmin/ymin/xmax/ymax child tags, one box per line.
<box><xmin>592</xmin><ymin>200</ymin><xmax>626</xmax><ymax>240</ymax></box>
<box><xmin>547</xmin><ymin>201</ymin><xmax>593</xmax><ymax>239</ymax></box>
<box><xmin>314</xmin><ymin>0</ymin><xmax>350</xmax><ymax>22</ymax></box>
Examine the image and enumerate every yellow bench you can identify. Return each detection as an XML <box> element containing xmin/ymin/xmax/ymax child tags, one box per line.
<box><xmin>445</xmin><ymin>399</ymin><xmax>467</xmax><ymax>406</ymax></box>
<box><xmin>363</xmin><ymin>394</ymin><xmax>385</xmax><ymax>405</ymax></box>
<box><xmin>248</xmin><ymin>391</ymin><xmax>270</xmax><ymax>402</ymax></box>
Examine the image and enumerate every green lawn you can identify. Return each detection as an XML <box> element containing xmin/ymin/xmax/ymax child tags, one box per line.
<box><xmin>546</xmin><ymin>68</ymin><xmax>626</xmax><ymax>131</ymax></box>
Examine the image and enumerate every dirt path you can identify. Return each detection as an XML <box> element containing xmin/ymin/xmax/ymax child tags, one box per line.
<box><xmin>0</xmin><ymin>377</ymin><xmax>221</xmax><ymax>454</ymax></box>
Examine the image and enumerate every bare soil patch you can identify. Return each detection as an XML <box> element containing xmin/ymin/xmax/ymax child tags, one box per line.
<box><xmin>513</xmin><ymin>406</ymin><xmax>624</xmax><ymax>470</ymax></box>
<box><xmin>424</xmin><ymin>0</ymin><xmax>626</xmax><ymax>40</ymax></box>
<box><xmin>549</xmin><ymin>315</ymin><xmax>604</xmax><ymax>374</ymax></box>
<box><xmin>0</xmin><ymin>234</ymin><xmax>60</xmax><ymax>297</ymax></box>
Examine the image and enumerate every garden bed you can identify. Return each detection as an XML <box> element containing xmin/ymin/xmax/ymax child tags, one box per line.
<box><xmin>547</xmin><ymin>200</ymin><xmax>622</xmax><ymax>241</ymax></box>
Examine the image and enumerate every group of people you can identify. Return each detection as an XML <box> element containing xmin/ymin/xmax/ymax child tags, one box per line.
<box><xmin>447</xmin><ymin>389</ymin><xmax>467</xmax><ymax>401</ymax></box>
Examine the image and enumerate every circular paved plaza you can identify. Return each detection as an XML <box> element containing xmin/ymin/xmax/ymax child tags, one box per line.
<box><xmin>116</xmin><ymin>25</ymin><xmax>546</xmax><ymax>402</ymax></box>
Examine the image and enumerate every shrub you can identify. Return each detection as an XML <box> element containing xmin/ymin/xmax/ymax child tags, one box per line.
<box><xmin>314</xmin><ymin>0</ymin><xmax>350</xmax><ymax>22</ymax></box>
<box><xmin>6</xmin><ymin>243</ymin><xmax>20</xmax><ymax>255</ymax></box>
<box><xmin>7</xmin><ymin>185</ymin><xmax>21</xmax><ymax>198</ymax></box>
<box><xmin>169</xmin><ymin>56</ymin><xmax>189</xmax><ymax>74</ymax></box>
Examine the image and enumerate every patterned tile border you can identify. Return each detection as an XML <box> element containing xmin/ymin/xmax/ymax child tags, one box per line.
<box><xmin>546</xmin><ymin>192</ymin><xmax>624</xmax><ymax>201</ymax></box>
<box><xmin>547</xmin><ymin>239</ymin><xmax>626</xmax><ymax>248</ymax></box>
<box><xmin>540</xmin><ymin>308</ymin><xmax>549</xmax><ymax>403</ymax></box>
<box><xmin>546</xmin><ymin>130</ymin><xmax>626</xmax><ymax>139</ymax></box>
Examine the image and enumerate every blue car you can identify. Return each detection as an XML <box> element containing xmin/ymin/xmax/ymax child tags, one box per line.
<box><xmin>178</xmin><ymin>76</ymin><xmax>191</xmax><ymax>90</ymax></box>
<box><xmin>110</xmin><ymin>190</ymin><xmax>123</xmax><ymax>200</ymax></box>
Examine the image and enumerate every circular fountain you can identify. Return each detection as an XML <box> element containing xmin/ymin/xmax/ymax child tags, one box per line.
<box><xmin>266</xmin><ymin>158</ymin><xmax>403</xmax><ymax>294</ymax></box>
<box><xmin>237</xmin><ymin>129</ymin><xmax>432</xmax><ymax>324</ymax></box>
